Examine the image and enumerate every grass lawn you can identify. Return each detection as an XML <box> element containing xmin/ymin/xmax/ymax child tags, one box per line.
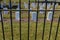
<box><xmin>0</xmin><ymin>10</ymin><xmax>60</xmax><ymax>40</ymax></box>
<box><xmin>0</xmin><ymin>18</ymin><xmax>60</xmax><ymax>40</ymax></box>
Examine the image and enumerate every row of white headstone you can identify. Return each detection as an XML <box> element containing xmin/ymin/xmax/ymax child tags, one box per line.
<box><xmin>15</xmin><ymin>3</ymin><xmax>56</xmax><ymax>21</ymax></box>
<box><xmin>0</xmin><ymin>11</ymin><xmax>53</xmax><ymax>21</ymax></box>
<box><xmin>14</xmin><ymin>11</ymin><xmax>53</xmax><ymax>21</ymax></box>
<box><xmin>2</xmin><ymin>3</ymin><xmax>58</xmax><ymax>15</ymax></box>
<box><xmin>2</xmin><ymin>2</ymin><xmax>58</xmax><ymax>10</ymax></box>
<box><xmin>0</xmin><ymin>3</ymin><xmax>58</xmax><ymax>21</ymax></box>
<box><xmin>30</xmin><ymin>11</ymin><xmax>53</xmax><ymax>22</ymax></box>
<box><xmin>24</xmin><ymin>2</ymin><xmax>58</xmax><ymax>9</ymax></box>
<box><xmin>15</xmin><ymin>9</ymin><xmax>53</xmax><ymax>21</ymax></box>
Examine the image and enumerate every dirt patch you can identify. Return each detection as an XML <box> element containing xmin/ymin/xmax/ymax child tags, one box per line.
<box><xmin>2</xmin><ymin>18</ymin><xmax>58</xmax><ymax>23</ymax></box>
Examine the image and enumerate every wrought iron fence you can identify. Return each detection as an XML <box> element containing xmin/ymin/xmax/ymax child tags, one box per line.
<box><xmin>0</xmin><ymin>0</ymin><xmax>60</xmax><ymax>40</ymax></box>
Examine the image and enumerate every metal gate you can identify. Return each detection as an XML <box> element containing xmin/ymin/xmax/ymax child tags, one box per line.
<box><xmin>0</xmin><ymin>0</ymin><xmax>60</xmax><ymax>40</ymax></box>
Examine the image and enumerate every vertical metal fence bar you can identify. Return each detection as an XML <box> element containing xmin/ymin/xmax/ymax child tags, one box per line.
<box><xmin>19</xmin><ymin>0</ymin><xmax>21</xmax><ymax>40</ymax></box>
<box><xmin>54</xmin><ymin>16</ymin><xmax>60</xmax><ymax>40</ymax></box>
<box><xmin>35</xmin><ymin>0</ymin><xmax>39</xmax><ymax>40</ymax></box>
<box><xmin>42</xmin><ymin>0</ymin><xmax>47</xmax><ymax>40</ymax></box>
<box><xmin>48</xmin><ymin>1</ymin><xmax>56</xmax><ymax>40</ymax></box>
<box><xmin>9</xmin><ymin>0</ymin><xmax>13</xmax><ymax>40</ymax></box>
<box><xmin>0</xmin><ymin>8</ymin><xmax>5</xmax><ymax>40</ymax></box>
<box><xmin>28</xmin><ymin>0</ymin><xmax>30</xmax><ymax>40</ymax></box>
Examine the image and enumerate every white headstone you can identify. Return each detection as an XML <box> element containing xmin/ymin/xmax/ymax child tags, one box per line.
<box><xmin>55</xmin><ymin>3</ymin><xmax>58</xmax><ymax>8</ymax></box>
<box><xmin>24</xmin><ymin>2</ymin><xmax>28</xmax><ymax>9</ymax></box>
<box><xmin>1</xmin><ymin>3</ymin><xmax>3</xmax><ymax>8</ymax></box>
<box><xmin>52</xmin><ymin>3</ymin><xmax>54</xmax><ymax>6</ymax></box>
<box><xmin>15</xmin><ymin>6</ymin><xmax>20</xmax><ymax>21</ymax></box>
<box><xmin>30</xmin><ymin>8</ymin><xmax>32</xmax><ymax>13</ymax></box>
<box><xmin>17</xmin><ymin>4</ymin><xmax>19</xmax><ymax>8</ymax></box>
<box><xmin>47</xmin><ymin>11</ymin><xmax>53</xmax><ymax>21</ymax></box>
<box><xmin>3</xmin><ymin>7</ymin><xmax>8</xmax><ymax>14</ymax></box>
<box><xmin>15</xmin><ymin>11</ymin><xmax>20</xmax><ymax>21</ymax></box>
<box><xmin>31</xmin><ymin>3</ymin><xmax>36</xmax><ymax>8</ymax></box>
<box><xmin>31</xmin><ymin>12</ymin><xmax>37</xmax><ymax>22</ymax></box>
<box><xmin>39</xmin><ymin>3</ymin><xmax>42</xmax><ymax>7</ymax></box>
<box><xmin>39</xmin><ymin>6</ymin><xmax>45</xmax><ymax>14</ymax></box>
<box><xmin>52</xmin><ymin>3</ymin><xmax>58</xmax><ymax>8</ymax></box>
<box><xmin>16</xmin><ymin>4</ymin><xmax>20</xmax><ymax>10</ymax></box>
<box><xmin>47</xmin><ymin>3</ymin><xmax>51</xmax><ymax>9</ymax></box>
<box><xmin>42</xmin><ymin>3</ymin><xmax>45</xmax><ymax>7</ymax></box>
<box><xmin>9</xmin><ymin>3</ymin><xmax>10</xmax><ymax>8</ymax></box>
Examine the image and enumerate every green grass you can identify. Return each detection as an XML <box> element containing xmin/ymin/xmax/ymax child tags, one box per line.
<box><xmin>0</xmin><ymin>20</ymin><xmax>60</xmax><ymax>40</ymax></box>
<box><xmin>0</xmin><ymin>10</ymin><xmax>60</xmax><ymax>40</ymax></box>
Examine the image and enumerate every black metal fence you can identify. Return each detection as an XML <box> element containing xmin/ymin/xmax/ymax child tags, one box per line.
<box><xmin>0</xmin><ymin>0</ymin><xmax>60</xmax><ymax>40</ymax></box>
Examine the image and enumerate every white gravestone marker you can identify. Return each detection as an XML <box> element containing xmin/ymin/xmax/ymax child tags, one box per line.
<box><xmin>24</xmin><ymin>2</ymin><xmax>28</xmax><ymax>9</ymax></box>
<box><xmin>47</xmin><ymin>3</ymin><xmax>51</xmax><ymax>9</ymax></box>
<box><xmin>52</xmin><ymin>3</ymin><xmax>58</xmax><ymax>8</ymax></box>
<box><xmin>31</xmin><ymin>12</ymin><xmax>37</xmax><ymax>22</ymax></box>
<box><xmin>8</xmin><ymin>3</ymin><xmax>10</xmax><ymax>8</ymax></box>
<box><xmin>52</xmin><ymin>3</ymin><xmax>54</xmax><ymax>6</ymax></box>
<box><xmin>17</xmin><ymin>4</ymin><xmax>19</xmax><ymax>8</ymax></box>
<box><xmin>15</xmin><ymin>11</ymin><xmax>20</xmax><ymax>21</ymax></box>
<box><xmin>39</xmin><ymin>3</ymin><xmax>41</xmax><ymax>7</ymax></box>
<box><xmin>31</xmin><ymin>3</ymin><xmax>36</xmax><ymax>8</ymax></box>
<box><xmin>39</xmin><ymin>3</ymin><xmax>42</xmax><ymax>7</ymax></box>
<box><xmin>47</xmin><ymin>11</ymin><xmax>53</xmax><ymax>21</ymax></box>
<box><xmin>39</xmin><ymin>6</ymin><xmax>45</xmax><ymax>14</ymax></box>
<box><xmin>16</xmin><ymin>4</ymin><xmax>20</xmax><ymax>10</ymax></box>
<box><xmin>55</xmin><ymin>3</ymin><xmax>58</xmax><ymax>8</ymax></box>
<box><xmin>30</xmin><ymin>8</ymin><xmax>32</xmax><ymax>13</ymax></box>
<box><xmin>1</xmin><ymin>3</ymin><xmax>3</xmax><ymax>8</ymax></box>
<box><xmin>42</xmin><ymin>3</ymin><xmax>45</xmax><ymax>7</ymax></box>
<box><xmin>15</xmin><ymin>5</ymin><xmax>20</xmax><ymax>21</ymax></box>
<box><xmin>3</xmin><ymin>7</ymin><xmax>8</xmax><ymax>14</ymax></box>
